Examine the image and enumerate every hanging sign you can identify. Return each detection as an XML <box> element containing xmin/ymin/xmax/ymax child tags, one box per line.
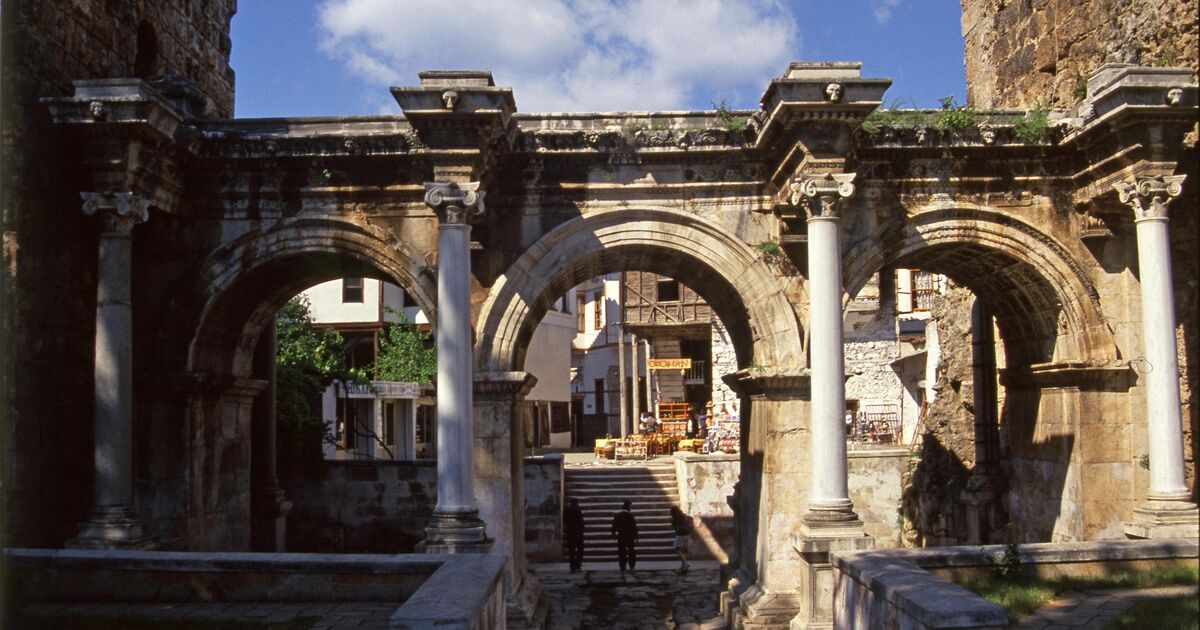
<box><xmin>648</xmin><ymin>358</ymin><xmax>692</xmax><ymax>370</ymax></box>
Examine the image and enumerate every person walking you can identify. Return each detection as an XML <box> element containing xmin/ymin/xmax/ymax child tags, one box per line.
<box><xmin>669</xmin><ymin>505</ymin><xmax>694</xmax><ymax>574</ymax></box>
<box><xmin>564</xmin><ymin>497</ymin><xmax>585</xmax><ymax>573</ymax></box>
<box><xmin>610</xmin><ymin>499</ymin><xmax>639</xmax><ymax>572</ymax></box>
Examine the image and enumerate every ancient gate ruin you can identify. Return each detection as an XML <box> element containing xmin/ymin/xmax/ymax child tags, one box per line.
<box><xmin>4</xmin><ymin>3</ymin><xmax>1198</xmax><ymax>627</ymax></box>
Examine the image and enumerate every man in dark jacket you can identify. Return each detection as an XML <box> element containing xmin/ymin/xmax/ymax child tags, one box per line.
<box><xmin>564</xmin><ymin>498</ymin><xmax>585</xmax><ymax>573</ymax></box>
<box><xmin>610</xmin><ymin>500</ymin><xmax>639</xmax><ymax>571</ymax></box>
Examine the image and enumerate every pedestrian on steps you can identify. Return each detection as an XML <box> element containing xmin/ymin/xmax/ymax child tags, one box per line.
<box><xmin>611</xmin><ymin>500</ymin><xmax>639</xmax><ymax>572</ymax></box>
<box><xmin>669</xmin><ymin>505</ymin><xmax>694</xmax><ymax>574</ymax></box>
<box><xmin>564</xmin><ymin>497</ymin><xmax>585</xmax><ymax>573</ymax></box>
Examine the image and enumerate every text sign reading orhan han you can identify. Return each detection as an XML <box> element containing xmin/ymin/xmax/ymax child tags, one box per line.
<box><xmin>647</xmin><ymin>358</ymin><xmax>692</xmax><ymax>370</ymax></box>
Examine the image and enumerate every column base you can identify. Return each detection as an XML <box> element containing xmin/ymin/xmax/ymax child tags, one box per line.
<box><xmin>417</xmin><ymin>510</ymin><xmax>493</xmax><ymax>554</ymax></box>
<box><xmin>790</xmin><ymin>524</ymin><xmax>873</xmax><ymax>630</ymax></box>
<box><xmin>251</xmin><ymin>486</ymin><xmax>293</xmax><ymax>552</ymax></box>
<box><xmin>1124</xmin><ymin>500</ymin><xmax>1200</xmax><ymax>540</ymax></box>
<box><xmin>67</xmin><ymin>505</ymin><xmax>157</xmax><ymax>550</ymax></box>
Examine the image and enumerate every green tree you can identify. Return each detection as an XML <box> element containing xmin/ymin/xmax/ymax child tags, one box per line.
<box><xmin>374</xmin><ymin>307</ymin><xmax>436</xmax><ymax>384</ymax></box>
<box><xmin>274</xmin><ymin>296</ymin><xmax>368</xmax><ymax>448</ymax></box>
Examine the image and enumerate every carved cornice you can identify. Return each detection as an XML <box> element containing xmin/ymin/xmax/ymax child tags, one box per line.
<box><xmin>999</xmin><ymin>362</ymin><xmax>1134</xmax><ymax>391</ymax></box>
<box><xmin>473</xmin><ymin>371</ymin><xmax>538</xmax><ymax>400</ymax></box>
<box><xmin>424</xmin><ymin>181</ymin><xmax>485</xmax><ymax>225</ymax></box>
<box><xmin>724</xmin><ymin>368</ymin><xmax>812</xmax><ymax>398</ymax></box>
<box><xmin>1114</xmin><ymin>175</ymin><xmax>1186</xmax><ymax>221</ymax></box>
<box><xmin>80</xmin><ymin>192</ymin><xmax>151</xmax><ymax>235</ymax></box>
<box><xmin>789</xmin><ymin>173</ymin><xmax>856</xmax><ymax>219</ymax></box>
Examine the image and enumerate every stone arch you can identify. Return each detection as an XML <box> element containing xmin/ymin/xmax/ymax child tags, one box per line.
<box><xmin>174</xmin><ymin>216</ymin><xmax>436</xmax><ymax>379</ymax></box>
<box><xmin>843</xmin><ymin>205</ymin><xmax>1119</xmax><ymax>367</ymax></box>
<box><xmin>476</xmin><ymin>206</ymin><xmax>803</xmax><ymax>374</ymax></box>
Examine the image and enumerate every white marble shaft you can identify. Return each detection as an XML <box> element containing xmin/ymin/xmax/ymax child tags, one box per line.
<box><xmin>1118</xmin><ymin>175</ymin><xmax>1191</xmax><ymax>502</ymax></box>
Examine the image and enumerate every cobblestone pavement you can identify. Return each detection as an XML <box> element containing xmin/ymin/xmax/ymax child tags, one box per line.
<box><xmin>1014</xmin><ymin>584</ymin><xmax>1199</xmax><ymax>629</ymax></box>
<box><xmin>533</xmin><ymin>560</ymin><xmax>727</xmax><ymax>630</ymax></box>
<box><xmin>17</xmin><ymin>601</ymin><xmax>402</xmax><ymax>629</ymax></box>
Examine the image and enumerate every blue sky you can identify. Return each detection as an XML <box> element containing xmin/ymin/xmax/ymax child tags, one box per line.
<box><xmin>231</xmin><ymin>1</ymin><xmax>966</xmax><ymax>118</ymax></box>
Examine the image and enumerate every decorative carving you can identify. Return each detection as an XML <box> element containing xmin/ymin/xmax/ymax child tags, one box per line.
<box><xmin>789</xmin><ymin>172</ymin><xmax>856</xmax><ymax>219</ymax></box>
<box><xmin>442</xmin><ymin>90</ymin><xmax>459</xmax><ymax>110</ymax></box>
<box><xmin>1114</xmin><ymin>175</ymin><xmax>1186</xmax><ymax>221</ymax></box>
<box><xmin>88</xmin><ymin>101</ymin><xmax>106</xmax><ymax>121</ymax></box>
<box><xmin>824</xmin><ymin>83</ymin><xmax>843</xmax><ymax>103</ymax></box>
<box><xmin>80</xmin><ymin>192</ymin><xmax>151</xmax><ymax>235</ymax></box>
<box><xmin>1079</xmin><ymin>212</ymin><xmax>1113</xmax><ymax>240</ymax></box>
<box><xmin>978</xmin><ymin>124</ymin><xmax>997</xmax><ymax>145</ymax></box>
<box><xmin>424</xmin><ymin>181</ymin><xmax>485</xmax><ymax>225</ymax></box>
<box><xmin>1166</xmin><ymin>88</ymin><xmax>1183</xmax><ymax>106</ymax></box>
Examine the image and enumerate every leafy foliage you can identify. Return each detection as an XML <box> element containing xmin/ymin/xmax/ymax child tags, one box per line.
<box><xmin>1013</xmin><ymin>108</ymin><xmax>1052</xmax><ymax>144</ymax></box>
<box><xmin>275</xmin><ymin>296</ymin><xmax>368</xmax><ymax>446</ymax></box>
<box><xmin>375</xmin><ymin>307</ymin><xmax>436</xmax><ymax>384</ymax></box>
<box><xmin>933</xmin><ymin>96</ymin><xmax>978</xmax><ymax>131</ymax></box>
<box><xmin>713</xmin><ymin>99</ymin><xmax>749</xmax><ymax>131</ymax></box>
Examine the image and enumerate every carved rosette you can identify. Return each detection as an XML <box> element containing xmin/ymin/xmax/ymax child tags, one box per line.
<box><xmin>80</xmin><ymin>192</ymin><xmax>151</xmax><ymax>235</ymax></box>
<box><xmin>789</xmin><ymin>173</ymin><xmax>856</xmax><ymax>220</ymax></box>
<box><xmin>1115</xmin><ymin>175</ymin><xmax>1186</xmax><ymax>221</ymax></box>
<box><xmin>424</xmin><ymin>181</ymin><xmax>486</xmax><ymax>225</ymax></box>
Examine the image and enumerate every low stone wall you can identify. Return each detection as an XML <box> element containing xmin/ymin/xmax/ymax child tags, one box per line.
<box><xmin>848</xmin><ymin>446</ymin><xmax>908</xmax><ymax>548</ymax></box>
<box><xmin>5</xmin><ymin>548</ymin><xmax>507</xmax><ymax>629</ymax></box>
<box><xmin>524</xmin><ymin>454</ymin><xmax>564</xmax><ymax>562</ymax></box>
<box><xmin>284</xmin><ymin>460</ymin><xmax>438</xmax><ymax>553</ymax></box>
<box><xmin>832</xmin><ymin>539</ymin><xmax>1199</xmax><ymax>630</ymax></box>
<box><xmin>675</xmin><ymin>451</ymin><xmax>739</xmax><ymax>563</ymax></box>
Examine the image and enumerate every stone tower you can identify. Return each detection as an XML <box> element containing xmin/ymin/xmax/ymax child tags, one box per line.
<box><xmin>1</xmin><ymin>1</ymin><xmax>238</xmax><ymax>547</ymax></box>
<box><xmin>961</xmin><ymin>0</ymin><xmax>1198</xmax><ymax>108</ymax></box>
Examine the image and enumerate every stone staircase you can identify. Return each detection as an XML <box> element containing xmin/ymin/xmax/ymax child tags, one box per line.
<box><xmin>563</xmin><ymin>463</ymin><xmax>680</xmax><ymax>562</ymax></box>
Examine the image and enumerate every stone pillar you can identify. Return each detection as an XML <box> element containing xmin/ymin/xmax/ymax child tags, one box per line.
<box><xmin>618</xmin><ymin>325</ymin><xmax>628</xmax><ymax>438</ymax></box>
<box><xmin>789</xmin><ymin>174</ymin><xmax>870</xmax><ymax>630</ymax></box>
<box><xmin>419</xmin><ymin>181</ymin><xmax>491</xmax><ymax>552</ymax></box>
<box><xmin>631</xmin><ymin>332</ymin><xmax>640</xmax><ymax>420</ymax></box>
<box><xmin>251</xmin><ymin>321</ymin><xmax>292</xmax><ymax>551</ymax></box>
<box><xmin>794</xmin><ymin>173</ymin><xmax>861</xmax><ymax>529</ymax></box>
<box><xmin>962</xmin><ymin>299</ymin><xmax>1004</xmax><ymax>544</ymax></box>
<box><xmin>1116</xmin><ymin>175</ymin><xmax>1200</xmax><ymax>538</ymax></box>
<box><xmin>68</xmin><ymin>192</ymin><xmax>156</xmax><ymax>550</ymax></box>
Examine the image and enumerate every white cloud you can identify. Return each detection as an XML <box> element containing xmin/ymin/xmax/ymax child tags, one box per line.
<box><xmin>872</xmin><ymin>0</ymin><xmax>902</xmax><ymax>24</ymax></box>
<box><xmin>317</xmin><ymin>0</ymin><xmax>798</xmax><ymax>112</ymax></box>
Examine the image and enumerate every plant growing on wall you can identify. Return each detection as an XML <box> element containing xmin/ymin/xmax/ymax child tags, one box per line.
<box><xmin>375</xmin><ymin>307</ymin><xmax>436</xmax><ymax>384</ymax></box>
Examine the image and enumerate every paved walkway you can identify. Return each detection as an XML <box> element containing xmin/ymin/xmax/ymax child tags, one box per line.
<box><xmin>533</xmin><ymin>560</ymin><xmax>727</xmax><ymax>629</ymax></box>
<box><xmin>17</xmin><ymin>601</ymin><xmax>402</xmax><ymax>629</ymax></box>
<box><xmin>1014</xmin><ymin>584</ymin><xmax>1199</xmax><ymax>629</ymax></box>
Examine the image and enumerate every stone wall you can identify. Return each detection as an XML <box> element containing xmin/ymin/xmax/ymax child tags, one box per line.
<box><xmin>710</xmin><ymin>317</ymin><xmax>740</xmax><ymax>410</ymax></box>
<box><xmin>675</xmin><ymin>452</ymin><xmax>739</xmax><ymax>563</ymax></box>
<box><xmin>901</xmin><ymin>283</ymin><xmax>977</xmax><ymax>547</ymax></box>
<box><xmin>524</xmin><ymin>454</ymin><xmax>564</xmax><ymax>562</ymax></box>
<box><xmin>848</xmin><ymin>448</ymin><xmax>909</xmax><ymax>548</ymax></box>
<box><xmin>283</xmin><ymin>460</ymin><xmax>438</xmax><ymax>554</ymax></box>
<box><xmin>961</xmin><ymin>0</ymin><xmax>1199</xmax><ymax>109</ymax></box>
<box><xmin>1</xmin><ymin>0</ymin><xmax>235</xmax><ymax>548</ymax></box>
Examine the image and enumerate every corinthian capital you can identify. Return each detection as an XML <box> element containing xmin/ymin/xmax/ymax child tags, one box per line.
<box><xmin>789</xmin><ymin>173</ymin><xmax>856</xmax><ymax>220</ymax></box>
<box><xmin>80</xmin><ymin>192</ymin><xmax>151</xmax><ymax>235</ymax></box>
<box><xmin>1115</xmin><ymin>175</ymin><xmax>1186</xmax><ymax>221</ymax></box>
<box><xmin>424</xmin><ymin>181</ymin><xmax>486</xmax><ymax>225</ymax></box>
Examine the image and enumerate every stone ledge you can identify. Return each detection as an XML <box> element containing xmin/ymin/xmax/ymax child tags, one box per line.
<box><xmin>832</xmin><ymin>539</ymin><xmax>1199</xmax><ymax>630</ymax></box>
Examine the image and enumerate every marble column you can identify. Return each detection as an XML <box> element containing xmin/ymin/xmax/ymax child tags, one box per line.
<box><xmin>794</xmin><ymin>173</ymin><xmax>862</xmax><ymax>528</ymax></box>
<box><xmin>618</xmin><ymin>325</ymin><xmax>628</xmax><ymax>438</ymax></box>
<box><xmin>251</xmin><ymin>320</ymin><xmax>292</xmax><ymax>551</ymax></box>
<box><xmin>68</xmin><ymin>192</ymin><xmax>155</xmax><ymax>549</ymax></box>
<box><xmin>419</xmin><ymin>181</ymin><xmax>490</xmax><ymax>552</ymax></box>
<box><xmin>1116</xmin><ymin>175</ymin><xmax>1200</xmax><ymax>537</ymax></box>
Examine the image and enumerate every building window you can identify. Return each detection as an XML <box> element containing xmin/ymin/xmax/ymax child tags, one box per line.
<box><xmin>593</xmin><ymin>292</ymin><xmax>603</xmax><ymax>330</ymax></box>
<box><xmin>577</xmin><ymin>293</ymin><xmax>585</xmax><ymax>332</ymax></box>
<box><xmin>343</xmin><ymin>277</ymin><xmax>364</xmax><ymax>303</ymax></box>
<box><xmin>657</xmin><ymin>278</ymin><xmax>680</xmax><ymax>302</ymax></box>
<box><xmin>913</xmin><ymin>272</ymin><xmax>934</xmax><ymax>311</ymax></box>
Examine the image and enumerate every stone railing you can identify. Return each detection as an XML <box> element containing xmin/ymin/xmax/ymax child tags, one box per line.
<box><xmin>831</xmin><ymin>539</ymin><xmax>1199</xmax><ymax>630</ymax></box>
<box><xmin>5</xmin><ymin>548</ymin><xmax>507</xmax><ymax>629</ymax></box>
